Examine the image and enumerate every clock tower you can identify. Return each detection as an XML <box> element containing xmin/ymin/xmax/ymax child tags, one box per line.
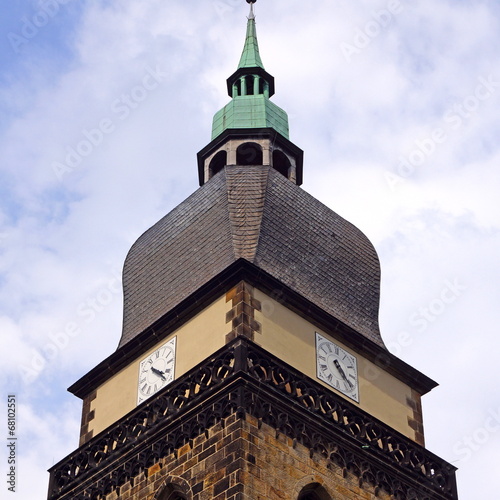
<box><xmin>48</xmin><ymin>2</ymin><xmax>458</xmax><ymax>499</ymax></box>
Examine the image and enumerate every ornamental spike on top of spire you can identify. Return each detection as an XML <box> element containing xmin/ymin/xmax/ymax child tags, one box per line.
<box><xmin>248</xmin><ymin>0</ymin><xmax>255</xmax><ymax>20</ymax></box>
<box><xmin>238</xmin><ymin>0</ymin><xmax>263</xmax><ymax>70</ymax></box>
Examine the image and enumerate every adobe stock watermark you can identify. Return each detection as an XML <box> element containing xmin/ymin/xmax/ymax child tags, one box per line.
<box><xmin>52</xmin><ymin>64</ymin><xmax>167</xmax><ymax>181</ymax></box>
<box><xmin>363</xmin><ymin>278</ymin><xmax>466</xmax><ymax>381</ymax></box>
<box><xmin>386</xmin><ymin>278</ymin><xmax>467</xmax><ymax>357</ymax></box>
<box><xmin>260</xmin><ymin>289</ymin><xmax>285</xmax><ymax>318</ymax></box>
<box><xmin>385</xmin><ymin>75</ymin><xmax>500</xmax><ymax>190</ymax></box>
<box><xmin>341</xmin><ymin>0</ymin><xmax>403</xmax><ymax>63</ymax></box>
<box><xmin>452</xmin><ymin>407</ymin><xmax>500</xmax><ymax>462</ymax></box>
<box><xmin>20</xmin><ymin>269</ymin><xmax>122</xmax><ymax>383</ymax></box>
<box><xmin>7</xmin><ymin>0</ymin><xmax>74</xmax><ymax>53</ymax></box>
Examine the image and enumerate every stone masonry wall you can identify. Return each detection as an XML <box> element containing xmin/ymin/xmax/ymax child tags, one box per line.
<box><xmin>106</xmin><ymin>413</ymin><xmax>390</xmax><ymax>500</ymax></box>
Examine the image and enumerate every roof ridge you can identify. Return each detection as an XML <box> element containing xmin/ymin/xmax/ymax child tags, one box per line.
<box><xmin>226</xmin><ymin>165</ymin><xmax>269</xmax><ymax>261</ymax></box>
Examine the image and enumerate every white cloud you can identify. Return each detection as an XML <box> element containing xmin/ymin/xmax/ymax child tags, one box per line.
<box><xmin>13</xmin><ymin>401</ymin><xmax>80</xmax><ymax>497</ymax></box>
<box><xmin>0</xmin><ymin>0</ymin><xmax>498</xmax><ymax>497</ymax></box>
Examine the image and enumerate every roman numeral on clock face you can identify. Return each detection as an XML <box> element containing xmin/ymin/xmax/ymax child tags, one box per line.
<box><xmin>315</xmin><ymin>332</ymin><xmax>359</xmax><ymax>403</ymax></box>
<box><xmin>137</xmin><ymin>337</ymin><xmax>177</xmax><ymax>405</ymax></box>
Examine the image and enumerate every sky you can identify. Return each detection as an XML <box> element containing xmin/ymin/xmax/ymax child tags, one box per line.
<box><xmin>0</xmin><ymin>0</ymin><xmax>499</xmax><ymax>498</ymax></box>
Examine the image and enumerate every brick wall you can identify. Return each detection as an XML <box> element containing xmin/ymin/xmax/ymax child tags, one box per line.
<box><xmin>407</xmin><ymin>389</ymin><xmax>425</xmax><ymax>446</ymax></box>
<box><xmin>110</xmin><ymin>413</ymin><xmax>389</xmax><ymax>500</ymax></box>
<box><xmin>79</xmin><ymin>390</ymin><xmax>96</xmax><ymax>446</ymax></box>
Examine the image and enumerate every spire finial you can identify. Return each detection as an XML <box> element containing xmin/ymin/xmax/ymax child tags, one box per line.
<box><xmin>246</xmin><ymin>0</ymin><xmax>256</xmax><ymax>20</ymax></box>
<box><xmin>238</xmin><ymin>0</ymin><xmax>263</xmax><ymax>70</ymax></box>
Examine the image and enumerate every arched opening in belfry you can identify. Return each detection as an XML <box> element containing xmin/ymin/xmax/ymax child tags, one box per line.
<box><xmin>298</xmin><ymin>483</ymin><xmax>332</xmax><ymax>500</ymax></box>
<box><xmin>235</xmin><ymin>79</ymin><xmax>242</xmax><ymax>96</ymax></box>
<box><xmin>272</xmin><ymin>149</ymin><xmax>291</xmax><ymax>178</ymax></box>
<box><xmin>259</xmin><ymin>77</ymin><xmax>266</xmax><ymax>95</ymax></box>
<box><xmin>237</xmin><ymin>142</ymin><xmax>263</xmax><ymax>165</ymax></box>
<box><xmin>209</xmin><ymin>150</ymin><xmax>227</xmax><ymax>177</ymax></box>
<box><xmin>245</xmin><ymin>75</ymin><xmax>255</xmax><ymax>95</ymax></box>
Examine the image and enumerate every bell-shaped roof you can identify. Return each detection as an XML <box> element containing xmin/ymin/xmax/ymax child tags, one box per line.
<box><xmin>119</xmin><ymin>166</ymin><xmax>384</xmax><ymax>349</ymax></box>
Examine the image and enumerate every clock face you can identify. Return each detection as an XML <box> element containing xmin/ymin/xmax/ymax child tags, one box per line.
<box><xmin>315</xmin><ymin>333</ymin><xmax>359</xmax><ymax>402</ymax></box>
<box><xmin>137</xmin><ymin>337</ymin><xmax>176</xmax><ymax>405</ymax></box>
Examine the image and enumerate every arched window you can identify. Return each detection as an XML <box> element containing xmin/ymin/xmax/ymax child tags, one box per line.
<box><xmin>245</xmin><ymin>75</ymin><xmax>254</xmax><ymax>95</ymax></box>
<box><xmin>156</xmin><ymin>479</ymin><xmax>190</xmax><ymax>500</ymax></box>
<box><xmin>272</xmin><ymin>150</ymin><xmax>291</xmax><ymax>178</ymax></box>
<box><xmin>236</xmin><ymin>142</ymin><xmax>263</xmax><ymax>165</ymax></box>
<box><xmin>245</xmin><ymin>75</ymin><xmax>255</xmax><ymax>95</ymax></box>
<box><xmin>209</xmin><ymin>150</ymin><xmax>227</xmax><ymax>177</ymax></box>
<box><xmin>158</xmin><ymin>486</ymin><xmax>186</xmax><ymax>500</ymax></box>
<box><xmin>164</xmin><ymin>494</ymin><xmax>186</xmax><ymax>500</ymax></box>
<box><xmin>259</xmin><ymin>77</ymin><xmax>265</xmax><ymax>95</ymax></box>
<box><xmin>298</xmin><ymin>483</ymin><xmax>332</xmax><ymax>500</ymax></box>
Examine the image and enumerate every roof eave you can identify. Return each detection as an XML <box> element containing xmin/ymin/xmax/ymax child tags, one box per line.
<box><xmin>68</xmin><ymin>259</ymin><xmax>437</xmax><ymax>400</ymax></box>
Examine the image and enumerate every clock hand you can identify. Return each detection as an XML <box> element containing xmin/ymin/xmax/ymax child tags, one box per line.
<box><xmin>150</xmin><ymin>366</ymin><xmax>166</xmax><ymax>381</ymax></box>
<box><xmin>334</xmin><ymin>359</ymin><xmax>353</xmax><ymax>389</ymax></box>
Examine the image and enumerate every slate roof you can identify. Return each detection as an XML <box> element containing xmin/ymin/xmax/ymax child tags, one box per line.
<box><xmin>119</xmin><ymin>166</ymin><xmax>384</xmax><ymax>349</ymax></box>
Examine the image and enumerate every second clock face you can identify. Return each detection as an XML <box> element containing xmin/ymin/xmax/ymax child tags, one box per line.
<box><xmin>316</xmin><ymin>333</ymin><xmax>359</xmax><ymax>402</ymax></box>
<box><xmin>137</xmin><ymin>337</ymin><xmax>176</xmax><ymax>405</ymax></box>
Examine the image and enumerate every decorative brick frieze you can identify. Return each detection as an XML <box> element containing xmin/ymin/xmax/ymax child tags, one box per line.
<box><xmin>49</xmin><ymin>339</ymin><xmax>457</xmax><ymax>500</ymax></box>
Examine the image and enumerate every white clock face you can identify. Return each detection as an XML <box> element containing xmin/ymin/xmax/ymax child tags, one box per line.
<box><xmin>137</xmin><ymin>337</ymin><xmax>176</xmax><ymax>405</ymax></box>
<box><xmin>316</xmin><ymin>333</ymin><xmax>359</xmax><ymax>402</ymax></box>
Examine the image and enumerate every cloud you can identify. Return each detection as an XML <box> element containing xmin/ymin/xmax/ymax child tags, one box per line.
<box><xmin>0</xmin><ymin>1</ymin><xmax>498</xmax><ymax>498</ymax></box>
<box><xmin>12</xmin><ymin>401</ymin><xmax>80</xmax><ymax>497</ymax></box>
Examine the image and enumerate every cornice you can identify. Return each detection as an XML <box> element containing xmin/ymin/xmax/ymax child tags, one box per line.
<box><xmin>68</xmin><ymin>260</ymin><xmax>437</xmax><ymax>400</ymax></box>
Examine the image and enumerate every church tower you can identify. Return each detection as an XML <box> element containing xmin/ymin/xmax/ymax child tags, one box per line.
<box><xmin>48</xmin><ymin>2</ymin><xmax>458</xmax><ymax>499</ymax></box>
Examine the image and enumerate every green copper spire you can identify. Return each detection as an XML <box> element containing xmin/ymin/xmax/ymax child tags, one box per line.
<box><xmin>238</xmin><ymin>2</ymin><xmax>264</xmax><ymax>70</ymax></box>
<box><xmin>210</xmin><ymin>1</ymin><xmax>289</xmax><ymax>141</ymax></box>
